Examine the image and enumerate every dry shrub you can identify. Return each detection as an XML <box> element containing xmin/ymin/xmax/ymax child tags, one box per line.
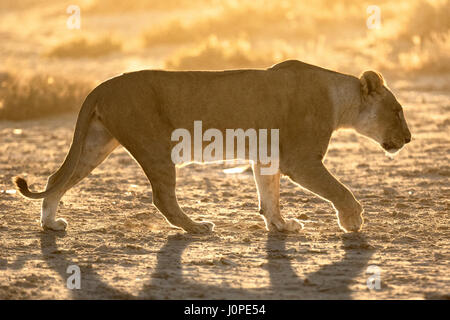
<box><xmin>0</xmin><ymin>72</ymin><xmax>92</xmax><ymax>121</ymax></box>
<box><xmin>397</xmin><ymin>32</ymin><xmax>450</xmax><ymax>74</ymax></box>
<box><xmin>143</xmin><ymin>0</ymin><xmax>449</xmax><ymax>76</ymax></box>
<box><xmin>46</xmin><ymin>37</ymin><xmax>122</xmax><ymax>59</ymax></box>
<box><xmin>388</xmin><ymin>0</ymin><xmax>450</xmax><ymax>74</ymax></box>
<box><xmin>143</xmin><ymin>1</ymin><xmax>363</xmax><ymax>47</ymax></box>
<box><xmin>0</xmin><ymin>0</ymin><xmax>49</xmax><ymax>10</ymax></box>
<box><xmin>144</xmin><ymin>20</ymin><xmax>198</xmax><ymax>46</ymax></box>
<box><xmin>143</xmin><ymin>4</ymin><xmax>294</xmax><ymax>46</ymax></box>
<box><xmin>164</xmin><ymin>36</ymin><xmax>288</xmax><ymax>70</ymax></box>
<box><xmin>402</xmin><ymin>0</ymin><xmax>450</xmax><ymax>41</ymax></box>
<box><xmin>85</xmin><ymin>0</ymin><xmax>211</xmax><ymax>13</ymax></box>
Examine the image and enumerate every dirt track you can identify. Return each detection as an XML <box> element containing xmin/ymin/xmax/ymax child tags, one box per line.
<box><xmin>0</xmin><ymin>89</ymin><xmax>449</xmax><ymax>299</ymax></box>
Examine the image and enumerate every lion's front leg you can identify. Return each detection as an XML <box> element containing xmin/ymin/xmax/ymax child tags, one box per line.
<box><xmin>284</xmin><ymin>160</ymin><xmax>363</xmax><ymax>232</ymax></box>
<box><xmin>252</xmin><ymin>162</ymin><xmax>303</xmax><ymax>233</ymax></box>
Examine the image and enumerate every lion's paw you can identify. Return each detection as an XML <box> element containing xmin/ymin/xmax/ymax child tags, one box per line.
<box><xmin>266</xmin><ymin>218</ymin><xmax>303</xmax><ymax>233</ymax></box>
<box><xmin>41</xmin><ymin>218</ymin><xmax>68</xmax><ymax>231</ymax></box>
<box><xmin>338</xmin><ymin>212</ymin><xmax>363</xmax><ymax>233</ymax></box>
<box><xmin>282</xmin><ymin>218</ymin><xmax>304</xmax><ymax>233</ymax></box>
<box><xmin>186</xmin><ymin>221</ymin><xmax>215</xmax><ymax>234</ymax></box>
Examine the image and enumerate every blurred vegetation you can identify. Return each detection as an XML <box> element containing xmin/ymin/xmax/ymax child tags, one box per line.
<box><xmin>165</xmin><ymin>36</ymin><xmax>280</xmax><ymax>70</ymax></box>
<box><xmin>0</xmin><ymin>0</ymin><xmax>449</xmax><ymax>120</ymax></box>
<box><xmin>142</xmin><ymin>2</ymin><xmax>364</xmax><ymax>46</ymax></box>
<box><xmin>46</xmin><ymin>36</ymin><xmax>122</xmax><ymax>58</ymax></box>
<box><xmin>393</xmin><ymin>0</ymin><xmax>450</xmax><ymax>73</ymax></box>
<box><xmin>156</xmin><ymin>0</ymin><xmax>450</xmax><ymax>72</ymax></box>
<box><xmin>83</xmin><ymin>0</ymin><xmax>213</xmax><ymax>12</ymax></box>
<box><xmin>0</xmin><ymin>72</ymin><xmax>91</xmax><ymax>121</ymax></box>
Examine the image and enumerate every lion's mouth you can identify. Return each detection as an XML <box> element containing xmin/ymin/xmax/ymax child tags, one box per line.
<box><xmin>382</xmin><ymin>142</ymin><xmax>402</xmax><ymax>155</ymax></box>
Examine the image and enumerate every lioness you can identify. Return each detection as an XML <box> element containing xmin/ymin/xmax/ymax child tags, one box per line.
<box><xmin>14</xmin><ymin>60</ymin><xmax>411</xmax><ymax>234</ymax></box>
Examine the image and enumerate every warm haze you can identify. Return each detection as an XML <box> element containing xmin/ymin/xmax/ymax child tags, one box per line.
<box><xmin>0</xmin><ymin>0</ymin><xmax>448</xmax><ymax>300</ymax></box>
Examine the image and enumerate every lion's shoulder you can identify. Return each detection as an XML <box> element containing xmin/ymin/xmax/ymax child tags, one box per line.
<box><xmin>269</xmin><ymin>60</ymin><xmax>345</xmax><ymax>78</ymax></box>
<box><xmin>269</xmin><ymin>60</ymin><xmax>305</xmax><ymax>70</ymax></box>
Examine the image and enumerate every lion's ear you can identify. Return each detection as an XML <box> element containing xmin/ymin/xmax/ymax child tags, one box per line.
<box><xmin>360</xmin><ymin>70</ymin><xmax>384</xmax><ymax>96</ymax></box>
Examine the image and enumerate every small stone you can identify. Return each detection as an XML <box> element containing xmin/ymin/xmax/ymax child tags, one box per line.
<box><xmin>383</xmin><ymin>187</ymin><xmax>397</xmax><ymax>195</ymax></box>
<box><xmin>434</xmin><ymin>253</ymin><xmax>445</xmax><ymax>260</ymax></box>
<box><xmin>298</xmin><ymin>213</ymin><xmax>309</xmax><ymax>220</ymax></box>
<box><xmin>395</xmin><ymin>203</ymin><xmax>408</xmax><ymax>209</ymax></box>
<box><xmin>419</xmin><ymin>198</ymin><xmax>432</xmax><ymax>205</ymax></box>
<box><xmin>219</xmin><ymin>257</ymin><xmax>237</xmax><ymax>266</ymax></box>
<box><xmin>392</xmin><ymin>211</ymin><xmax>409</xmax><ymax>218</ymax></box>
<box><xmin>303</xmin><ymin>278</ymin><xmax>316</xmax><ymax>286</ymax></box>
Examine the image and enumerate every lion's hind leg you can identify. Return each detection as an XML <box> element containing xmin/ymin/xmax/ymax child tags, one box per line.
<box><xmin>150</xmin><ymin>168</ymin><xmax>215</xmax><ymax>234</ymax></box>
<box><xmin>124</xmin><ymin>143</ymin><xmax>214</xmax><ymax>234</ymax></box>
<box><xmin>41</xmin><ymin>118</ymin><xmax>119</xmax><ymax>230</ymax></box>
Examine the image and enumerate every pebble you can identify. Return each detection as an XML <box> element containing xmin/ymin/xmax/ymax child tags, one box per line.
<box><xmin>383</xmin><ymin>187</ymin><xmax>397</xmax><ymax>195</ymax></box>
<box><xmin>219</xmin><ymin>257</ymin><xmax>237</xmax><ymax>266</ymax></box>
<box><xmin>298</xmin><ymin>213</ymin><xmax>310</xmax><ymax>220</ymax></box>
<box><xmin>395</xmin><ymin>203</ymin><xmax>409</xmax><ymax>209</ymax></box>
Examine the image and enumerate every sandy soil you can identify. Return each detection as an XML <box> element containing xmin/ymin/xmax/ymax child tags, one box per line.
<box><xmin>0</xmin><ymin>89</ymin><xmax>448</xmax><ymax>300</ymax></box>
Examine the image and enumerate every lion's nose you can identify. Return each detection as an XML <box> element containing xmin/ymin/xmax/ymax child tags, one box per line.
<box><xmin>405</xmin><ymin>136</ymin><xmax>411</xmax><ymax>144</ymax></box>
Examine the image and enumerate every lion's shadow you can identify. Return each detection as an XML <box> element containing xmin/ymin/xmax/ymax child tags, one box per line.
<box><xmin>39</xmin><ymin>229</ymin><xmax>373</xmax><ymax>299</ymax></box>
<box><xmin>140</xmin><ymin>232</ymin><xmax>373</xmax><ymax>299</ymax></box>
<box><xmin>39</xmin><ymin>231</ymin><xmax>133</xmax><ymax>299</ymax></box>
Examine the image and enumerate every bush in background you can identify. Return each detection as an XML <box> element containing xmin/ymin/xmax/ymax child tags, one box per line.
<box><xmin>0</xmin><ymin>72</ymin><xmax>92</xmax><ymax>121</ymax></box>
<box><xmin>46</xmin><ymin>37</ymin><xmax>122</xmax><ymax>59</ymax></box>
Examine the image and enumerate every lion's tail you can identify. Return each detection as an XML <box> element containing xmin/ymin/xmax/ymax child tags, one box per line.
<box><xmin>13</xmin><ymin>89</ymin><xmax>99</xmax><ymax>199</ymax></box>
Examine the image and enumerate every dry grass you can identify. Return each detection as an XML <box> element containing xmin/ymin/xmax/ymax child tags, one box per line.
<box><xmin>46</xmin><ymin>36</ymin><xmax>122</xmax><ymax>59</ymax></box>
<box><xmin>145</xmin><ymin>0</ymin><xmax>450</xmax><ymax>75</ymax></box>
<box><xmin>0</xmin><ymin>72</ymin><xmax>92</xmax><ymax>121</ymax></box>
<box><xmin>1</xmin><ymin>0</ymin><xmax>449</xmax><ymax>119</ymax></box>
<box><xmin>401</xmin><ymin>0</ymin><xmax>450</xmax><ymax>40</ymax></box>
<box><xmin>397</xmin><ymin>32</ymin><xmax>450</xmax><ymax>73</ymax></box>
<box><xmin>165</xmin><ymin>36</ymin><xmax>285</xmax><ymax>70</ymax></box>
<box><xmin>142</xmin><ymin>1</ymin><xmax>364</xmax><ymax>47</ymax></box>
<box><xmin>392</xmin><ymin>0</ymin><xmax>450</xmax><ymax>74</ymax></box>
<box><xmin>84</xmin><ymin>0</ymin><xmax>211</xmax><ymax>13</ymax></box>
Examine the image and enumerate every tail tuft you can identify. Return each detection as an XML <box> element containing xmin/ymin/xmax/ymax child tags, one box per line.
<box><xmin>13</xmin><ymin>176</ymin><xmax>29</xmax><ymax>195</ymax></box>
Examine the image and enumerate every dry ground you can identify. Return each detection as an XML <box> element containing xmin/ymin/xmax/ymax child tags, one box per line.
<box><xmin>0</xmin><ymin>88</ymin><xmax>449</xmax><ymax>300</ymax></box>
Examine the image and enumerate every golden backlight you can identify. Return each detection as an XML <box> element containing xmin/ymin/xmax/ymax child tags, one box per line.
<box><xmin>0</xmin><ymin>0</ymin><xmax>448</xmax><ymax>300</ymax></box>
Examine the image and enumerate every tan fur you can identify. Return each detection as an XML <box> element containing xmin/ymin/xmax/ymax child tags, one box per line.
<box><xmin>14</xmin><ymin>60</ymin><xmax>411</xmax><ymax>233</ymax></box>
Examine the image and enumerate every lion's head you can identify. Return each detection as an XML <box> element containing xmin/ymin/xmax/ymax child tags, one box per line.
<box><xmin>355</xmin><ymin>70</ymin><xmax>411</xmax><ymax>154</ymax></box>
